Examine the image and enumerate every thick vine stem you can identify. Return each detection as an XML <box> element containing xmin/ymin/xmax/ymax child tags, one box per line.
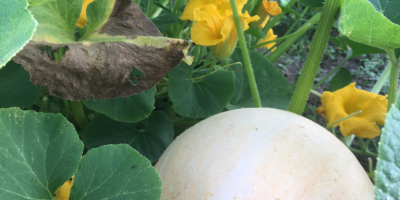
<box><xmin>386</xmin><ymin>49</ymin><xmax>399</xmax><ymax>111</ymax></box>
<box><xmin>288</xmin><ymin>0</ymin><xmax>340</xmax><ymax>115</ymax></box>
<box><xmin>229</xmin><ymin>0</ymin><xmax>262</xmax><ymax>107</ymax></box>
<box><xmin>70</xmin><ymin>101</ymin><xmax>89</xmax><ymax>130</ymax></box>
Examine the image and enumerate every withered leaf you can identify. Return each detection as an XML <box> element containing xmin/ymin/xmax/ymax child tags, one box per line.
<box><xmin>14</xmin><ymin>0</ymin><xmax>190</xmax><ymax>100</ymax></box>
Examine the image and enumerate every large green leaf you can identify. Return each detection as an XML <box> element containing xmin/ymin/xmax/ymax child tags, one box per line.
<box><xmin>328</xmin><ymin>68</ymin><xmax>352</xmax><ymax>92</ymax></box>
<box><xmin>0</xmin><ymin>61</ymin><xmax>40</xmax><ymax>108</ymax></box>
<box><xmin>337</xmin><ymin>36</ymin><xmax>386</xmax><ymax>56</ymax></box>
<box><xmin>339</xmin><ymin>0</ymin><xmax>400</xmax><ymax>49</ymax></box>
<box><xmin>27</xmin><ymin>0</ymin><xmax>83</xmax><ymax>43</ymax></box>
<box><xmin>70</xmin><ymin>144</ymin><xmax>162</xmax><ymax>200</ymax></box>
<box><xmin>83</xmin><ymin>111</ymin><xmax>174</xmax><ymax>162</ymax></box>
<box><xmin>228</xmin><ymin>48</ymin><xmax>293</xmax><ymax>110</ymax></box>
<box><xmin>83</xmin><ymin>87</ymin><xmax>156</xmax><ymax>123</ymax></box>
<box><xmin>368</xmin><ymin>0</ymin><xmax>400</xmax><ymax>25</ymax></box>
<box><xmin>375</xmin><ymin>92</ymin><xmax>400</xmax><ymax>200</ymax></box>
<box><xmin>14</xmin><ymin>0</ymin><xmax>190</xmax><ymax>100</ymax></box>
<box><xmin>0</xmin><ymin>108</ymin><xmax>83</xmax><ymax>199</ymax></box>
<box><xmin>168</xmin><ymin>63</ymin><xmax>235</xmax><ymax>118</ymax></box>
<box><xmin>0</xmin><ymin>0</ymin><xmax>37</xmax><ymax>69</ymax></box>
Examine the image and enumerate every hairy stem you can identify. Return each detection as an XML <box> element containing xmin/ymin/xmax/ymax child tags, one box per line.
<box><xmin>288</xmin><ymin>0</ymin><xmax>339</xmax><ymax>115</ymax></box>
<box><xmin>230</xmin><ymin>0</ymin><xmax>261</xmax><ymax>107</ymax></box>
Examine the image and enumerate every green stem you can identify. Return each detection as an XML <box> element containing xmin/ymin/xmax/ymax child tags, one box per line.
<box><xmin>358</xmin><ymin>137</ymin><xmax>366</xmax><ymax>151</ymax></box>
<box><xmin>280</xmin><ymin>6</ymin><xmax>303</xmax><ymax>17</ymax></box>
<box><xmin>368</xmin><ymin>157</ymin><xmax>375</xmax><ymax>183</ymax></box>
<box><xmin>63</xmin><ymin>100</ymin><xmax>71</xmax><ymax>119</ymax></box>
<box><xmin>326</xmin><ymin>110</ymin><xmax>362</xmax><ymax>129</ymax></box>
<box><xmin>348</xmin><ymin>146</ymin><xmax>378</xmax><ymax>158</ymax></box>
<box><xmin>288</xmin><ymin>0</ymin><xmax>339</xmax><ymax>115</ymax></box>
<box><xmin>70</xmin><ymin>101</ymin><xmax>89</xmax><ymax>130</ymax></box>
<box><xmin>283</xmin><ymin>7</ymin><xmax>308</xmax><ymax>37</ymax></box>
<box><xmin>267</xmin><ymin>13</ymin><xmax>321</xmax><ymax>63</ymax></box>
<box><xmin>192</xmin><ymin>62</ymin><xmax>242</xmax><ymax>81</ymax></box>
<box><xmin>156</xmin><ymin>83</ymin><xmax>168</xmax><ymax>87</ymax></box>
<box><xmin>146</xmin><ymin>0</ymin><xmax>154</xmax><ymax>18</ymax></box>
<box><xmin>172</xmin><ymin>0</ymin><xmax>186</xmax><ymax>14</ymax></box>
<box><xmin>168</xmin><ymin>0</ymin><xmax>173</xmax><ymax>11</ymax></box>
<box><xmin>206</xmin><ymin>60</ymin><xmax>218</xmax><ymax>75</ymax></box>
<box><xmin>386</xmin><ymin>48</ymin><xmax>399</xmax><ymax>111</ymax></box>
<box><xmin>371</xmin><ymin>62</ymin><xmax>391</xmax><ymax>94</ymax></box>
<box><xmin>40</xmin><ymin>97</ymin><xmax>49</xmax><ymax>112</ymax></box>
<box><xmin>312</xmin><ymin>56</ymin><xmax>351</xmax><ymax>89</ymax></box>
<box><xmin>151</xmin><ymin>0</ymin><xmax>170</xmax><ymax>18</ymax></box>
<box><xmin>196</xmin><ymin>46</ymin><xmax>206</xmax><ymax>66</ymax></box>
<box><xmin>310</xmin><ymin>89</ymin><xmax>321</xmax><ymax>97</ymax></box>
<box><xmin>250</xmin><ymin>24</ymin><xmax>311</xmax><ymax>50</ymax></box>
<box><xmin>365</xmin><ymin>139</ymin><xmax>372</xmax><ymax>149</ymax></box>
<box><xmin>263</xmin><ymin>14</ymin><xmax>283</xmax><ymax>34</ymax></box>
<box><xmin>341</xmin><ymin>134</ymin><xmax>355</xmax><ymax>147</ymax></box>
<box><xmin>229</xmin><ymin>0</ymin><xmax>261</xmax><ymax>107</ymax></box>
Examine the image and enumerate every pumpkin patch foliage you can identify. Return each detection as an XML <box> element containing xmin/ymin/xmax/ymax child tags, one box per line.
<box><xmin>1</xmin><ymin>0</ymin><xmax>400</xmax><ymax>199</ymax></box>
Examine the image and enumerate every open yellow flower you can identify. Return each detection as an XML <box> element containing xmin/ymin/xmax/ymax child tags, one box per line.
<box><xmin>251</xmin><ymin>0</ymin><xmax>282</xmax><ymax>29</ymax></box>
<box><xmin>76</xmin><ymin>0</ymin><xmax>96</xmax><ymax>28</ymax></box>
<box><xmin>256</xmin><ymin>28</ymin><xmax>277</xmax><ymax>51</ymax></box>
<box><xmin>316</xmin><ymin>83</ymin><xmax>388</xmax><ymax>138</ymax></box>
<box><xmin>190</xmin><ymin>3</ymin><xmax>259</xmax><ymax>60</ymax></box>
<box><xmin>181</xmin><ymin>0</ymin><xmax>230</xmax><ymax>21</ymax></box>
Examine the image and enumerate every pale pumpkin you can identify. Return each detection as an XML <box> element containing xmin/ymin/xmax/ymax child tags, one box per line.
<box><xmin>155</xmin><ymin>108</ymin><xmax>374</xmax><ymax>200</ymax></box>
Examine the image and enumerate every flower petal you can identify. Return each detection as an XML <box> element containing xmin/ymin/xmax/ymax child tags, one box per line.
<box><xmin>256</xmin><ymin>28</ymin><xmax>277</xmax><ymax>51</ymax></box>
<box><xmin>181</xmin><ymin>0</ymin><xmax>209</xmax><ymax>21</ymax></box>
<box><xmin>76</xmin><ymin>0</ymin><xmax>96</xmax><ymax>28</ymax></box>
<box><xmin>262</xmin><ymin>0</ymin><xmax>282</xmax><ymax>15</ymax></box>
<box><xmin>191</xmin><ymin>5</ymin><xmax>227</xmax><ymax>46</ymax></box>
<box><xmin>339</xmin><ymin>117</ymin><xmax>381</xmax><ymax>138</ymax></box>
<box><xmin>192</xmin><ymin>21</ymin><xmax>225</xmax><ymax>46</ymax></box>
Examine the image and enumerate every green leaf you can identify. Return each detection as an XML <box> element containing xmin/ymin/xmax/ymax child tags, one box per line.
<box><xmin>151</xmin><ymin>8</ymin><xmax>181</xmax><ymax>34</ymax></box>
<box><xmin>329</xmin><ymin>36</ymin><xmax>349</xmax><ymax>53</ymax></box>
<box><xmin>0</xmin><ymin>108</ymin><xmax>83</xmax><ymax>199</ymax></box>
<box><xmin>368</xmin><ymin>0</ymin><xmax>400</xmax><ymax>25</ymax></box>
<box><xmin>85</xmin><ymin>0</ymin><xmax>115</xmax><ymax>38</ymax></box>
<box><xmin>375</xmin><ymin>92</ymin><xmax>400</xmax><ymax>199</ymax></box>
<box><xmin>0</xmin><ymin>0</ymin><xmax>37</xmax><ymax>68</ymax></box>
<box><xmin>83</xmin><ymin>111</ymin><xmax>174</xmax><ymax>162</ymax></box>
<box><xmin>70</xmin><ymin>144</ymin><xmax>162</xmax><ymax>199</ymax></box>
<box><xmin>338</xmin><ymin>36</ymin><xmax>386</xmax><ymax>56</ymax></box>
<box><xmin>83</xmin><ymin>87</ymin><xmax>156</xmax><ymax>123</ymax></box>
<box><xmin>14</xmin><ymin>0</ymin><xmax>190</xmax><ymax>100</ymax></box>
<box><xmin>228</xmin><ymin>48</ymin><xmax>293</xmax><ymax>110</ymax></box>
<box><xmin>168</xmin><ymin>63</ymin><xmax>235</xmax><ymax>118</ymax></box>
<box><xmin>28</xmin><ymin>0</ymin><xmax>83</xmax><ymax>43</ymax></box>
<box><xmin>328</xmin><ymin>68</ymin><xmax>352</xmax><ymax>92</ymax></box>
<box><xmin>245</xmin><ymin>27</ymin><xmax>265</xmax><ymax>38</ymax></box>
<box><xmin>299</xmin><ymin>0</ymin><xmax>325</xmax><ymax>7</ymax></box>
<box><xmin>339</xmin><ymin>0</ymin><xmax>400</xmax><ymax>49</ymax></box>
<box><xmin>0</xmin><ymin>61</ymin><xmax>40</xmax><ymax>108</ymax></box>
<box><xmin>28</xmin><ymin>0</ymin><xmax>58</xmax><ymax>7</ymax></box>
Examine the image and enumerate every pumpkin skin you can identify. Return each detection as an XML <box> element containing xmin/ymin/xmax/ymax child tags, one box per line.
<box><xmin>155</xmin><ymin>108</ymin><xmax>374</xmax><ymax>200</ymax></box>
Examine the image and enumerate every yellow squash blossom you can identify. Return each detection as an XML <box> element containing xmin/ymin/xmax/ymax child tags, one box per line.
<box><xmin>256</xmin><ymin>28</ymin><xmax>277</xmax><ymax>51</ymax></box>
<box><xmin>190</xmin><ymin>2</ymin><xmax>259</xmax><ymax>60</ymax></box>
<box><xmin>316</xmin><ymin>83</ymin><xmax>388</xmax><ymax>138</ymax></box>
<box><xmin>251</xmin><ymin>0</ymin><xmax>282</xmax><ymax>29</ymax></box>
<box><xmin>181</xmin><ymin>0</ymin><xmax>230</xmax><ymax>21</ymax></box>
<box><xmin>76</xmin><ymin>0</ymin><xmax>96</xmax><ymax>28</ymax></box>
<box><xmin>54</xmin><ymin>176</ymin><xmax>74</xmax><ymax>200</ymax></box>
